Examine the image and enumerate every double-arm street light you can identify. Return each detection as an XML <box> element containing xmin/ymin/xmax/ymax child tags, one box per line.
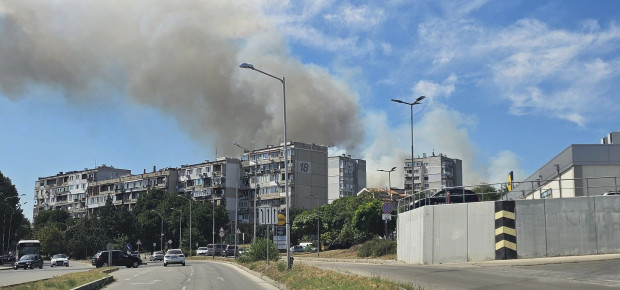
<box><xmin>378</xmin><ymin>167</ymin><xmax>397</xmax><ymax>201</ymax></box>
<box><xmin>170</xmin><ymin>208</ymin><xmax>182</xmax><ymax>250</ymax></box>
<box><xmin>239</xmin><ymin>62</ymin><xmax>292</xmax><ymax>269</ymax></box>
<box><xmin>391</xmin><ymin>96</ymin><xmax>425</xmax><ymax>196</ymax></box>
<box><xmin>151</xmin><ymin>210</ymin><xmax>164</xmax><ymax>252</ymax></box>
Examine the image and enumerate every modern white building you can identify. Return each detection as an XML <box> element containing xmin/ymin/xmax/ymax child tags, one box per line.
<box><xmin>328</xmin><ymin>154</ymin><xmax>366</xmax><ymax>203</ymax></box>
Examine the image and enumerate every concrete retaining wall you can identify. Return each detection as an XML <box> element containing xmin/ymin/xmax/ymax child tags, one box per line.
<box><xmin>398</xmin><ymin>196</ymin><xmax>620</xmax><ymax>264</ymax></box>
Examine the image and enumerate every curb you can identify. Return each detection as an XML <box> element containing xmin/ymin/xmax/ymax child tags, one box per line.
<box><xmin>202</xmin><ymin>259</ymin><xmax>287</xmax><ymax>289</ymax></box>
<box><xmin>70</xmin><ymin>267</ymin><xmax>118</xmax><ymax>290</ymax></box>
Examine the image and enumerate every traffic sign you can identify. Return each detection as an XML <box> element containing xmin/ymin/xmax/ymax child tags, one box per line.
<box><xmin>258</xmin><ymin>206</ymin><xmax>279</xmax><ymax>225</ymax></box>
<box><xmin>125</xmin><ymin>243</ymin><xmax>132</xmax><ymax>251</ymax></box>
<box><xmin>277</xmin><ymin>213</ymin><xmax>286</xmax><ymax>226</ymax></box>
<box><xmin>219</xmin><ymin>227</ymin><xmax>225</xmax><ymax>238</ymax></box>
<box><xmin>136</xmin><ymin>239</ymin><xmax>142</xmax><ymax>246</ymax></box>
<box><xmin>382</xmin><ymin>202</ymin><xmax>393</xmax><ymax>214</ymax></box>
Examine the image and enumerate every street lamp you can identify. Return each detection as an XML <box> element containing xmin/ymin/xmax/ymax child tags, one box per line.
<box><xmin>391</xmin><ymin>96</ymin><xmax>425</xmax><ymax>196</ymax></box>
<box><xmin>151</xmin><ymin>210</ymin><xmax>164</xmax><ymax>252</ymax></box>
<box><xmin>378</xmin><ymin>167</ymin><xmax>397</xmax><ymax>201</ymax></box>
<box><xmin>2</xmin><ymin>194</ymin><xmax>23</xmax><ymax>262</ymax></box>
<box><xmin>180</xmin><ymin>195</ymin><xmax>193</xmax><ymax>256</ymax></box>
<box><xmin>6</xmin><ymin>201</ymin><xmax>26</xmax><ymax>255</ymax></box>
<box><xmin>234</xmin><ymin>141</ymin><xmax>258</xmax><ymax>248</ymax></box>
<box><xmin>170</xmin><ymin>208</ymin><xmax>182</xmax><ymax>250</ymax></box>
<box><xmin>239</xmin><ymin>62</ymin><xmax>292</xmax><ymax>269</ymax></box>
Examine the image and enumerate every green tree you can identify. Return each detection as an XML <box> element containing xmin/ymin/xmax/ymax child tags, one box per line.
<box><xmin>34</xmin><ymin>224</ymin><xmax>65</xmax><ymax>257</ymax></box>
<box><xmin>352</xmin><ymin>200</ymin><xmax>384</xmax><ymax>238</ymax></box>
<box><xmin>1</xmin><ymin>171</ymin><xmax>29</xmax><ymax>251</ymax></box>
<box><xmin>473</xmin><ymin>183</ymin><xmax>502</xmax><ymax>201</ymax></box>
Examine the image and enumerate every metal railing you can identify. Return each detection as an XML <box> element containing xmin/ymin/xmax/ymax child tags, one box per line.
<box><xmin>397</xmin><ymin>176</ymin><xmax>620</xmax><ymax>214</ymax></box>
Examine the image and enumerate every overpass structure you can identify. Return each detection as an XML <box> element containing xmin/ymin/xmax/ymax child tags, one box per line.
<box><xmin>397</xmin><ymin>195</ymin><xmax>620</xmax><ymax>264</ymax></box>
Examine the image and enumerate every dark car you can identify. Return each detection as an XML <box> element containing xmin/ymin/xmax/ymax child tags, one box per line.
<box><xmin>92</xmin><ymin>250</ymin><xmax>142</xmax><ymax>268</ymax></box>
<box><xmin>14</xmin><ymin>254</ymin><xmax>44</xmax><ymax>270</ymax></box>
<box><xmin>411</xmin><ymin>188</ymin><xmax>480</xmax><ymax>209</ymax></box>
<box><xmin>221</xmin><ymin>245</ymin><xmax>238</xmax><ymax>257</ymax></box>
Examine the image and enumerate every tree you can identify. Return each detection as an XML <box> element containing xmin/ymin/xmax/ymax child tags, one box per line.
<box><xmin>34</xmin><ymin>224</ymin><xmax>65</xmax><ymax>256</ymax></box>
<box><xmin>473</xmin><ymin>183</ymin><xmax>502</xmax><ymax>201</ymax></box>
<box><xmin>1</xmin><ymin>171</ymin><xmax>29</xmax><ymax>252</ymax></box>
<box><xmin>352</xmin><ymin>200</ymin><xmax>384</xmax><ymax>238</ymax></box>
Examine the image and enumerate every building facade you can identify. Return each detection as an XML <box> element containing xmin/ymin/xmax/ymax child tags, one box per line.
<box><xmin>328</xmin><ymin>154</ymin><xmax>366</xmax><ymax>203</ymax></box>
<box><xmin>404</xmin><ymin>153</ymin><xmax>463</xmax><ymax>194</ymax></box>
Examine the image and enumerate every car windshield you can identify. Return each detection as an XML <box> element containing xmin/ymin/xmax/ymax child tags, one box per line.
<box><xmin>20</xmin><ymin>254</ymin><xmax>36</xmax><ymax>260</ymax></box>
<box><xmin>167</xmin><ymin>249</ymin><xmax>182</xmax><ymax>255</ymax></box>
<box><xmin>53</xmin><ymin>254</ymin><xmax>66</xmax><ymax>259</ymax></box>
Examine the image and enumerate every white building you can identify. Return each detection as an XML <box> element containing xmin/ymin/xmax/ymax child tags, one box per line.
<box><xmin>328</xmin><ymin>154</ymin><xmax>366</xmax><ymax>203</ymax></box>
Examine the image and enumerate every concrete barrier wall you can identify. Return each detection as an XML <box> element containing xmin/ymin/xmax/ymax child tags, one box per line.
<box><xmin>398</xmin><ymin>196</ymin><xmax>620</xmax><ymax>264</ymax></box>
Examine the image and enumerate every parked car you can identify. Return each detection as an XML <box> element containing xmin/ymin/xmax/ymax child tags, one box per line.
<box><xmin>411</xmin><ymin>188</ymin><xmax>480</xmax><ymax>209</ymax></box>
<box><xmin>150</xmin><ymin>251</ymin><xmax>164</xmax><ymax>261</ymax></box>
<box><xmin>164</xmin><ymin>249</ymin><xmax>185</xmax><ymax>267</ymax></box>
<box><xmin>290</xmin><ymin>245</ymin><xmax>305</xmax><ymax>253</ymax></box>
<box><xmin>92</xmin><ymin>250</ymin><xmax>142</xmax><ymax>268</ymax></box>
<box><xmin>222</xmin><ymin>245</ymin><xmax>238</xmax><ymax>257</ymax></box>
<box><xmin>14</xmin><ymin>254</ymin><xmax>44</xmax><ymax>270</ymax></box>
<box><xmin>206</xmin><ymin>244</ymin><xmax>226</xmax><ymax>256</ymax></box>
<box><xmin>50</xmin><ymin>254</ymin><xmax>69</xmax><ymax>267</ymax></box>
<box><xmin>603</xmin><ymin>191</ymin><xmax>619</xmax><ymax>196</ymax></box>
<box><xmin>196</xmin><ymin>247</ymin><xmax>209</xmax><ymax>256</ymax></box>
<box><xmin>238</xmin><ymin>247</ymin><xmax>248</xmax><ymax>255</ymax></box>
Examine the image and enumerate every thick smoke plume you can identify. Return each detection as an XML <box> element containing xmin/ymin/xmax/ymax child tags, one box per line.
<box><xmin>0</xmin><ymin>1</ymin><xmax>364</xmax><ymax>155</ymax></box>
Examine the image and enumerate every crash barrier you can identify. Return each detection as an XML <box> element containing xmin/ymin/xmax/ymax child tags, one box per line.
<box><xmin>397</xmin><ymin>196</ymin><xmax>620</xmax><ymax>264</ymax></box>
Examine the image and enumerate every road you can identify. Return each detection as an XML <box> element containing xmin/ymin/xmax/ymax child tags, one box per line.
<box><xmin>0</xmin><ymin>260</ymin><xmax>93</xmax><ymax>287</ymax></box>
<box><xmin>105</xmin><ymin>259</ymin><xmax>278</xmax><ymax>290</ymax></box>
<box><xmin>298</xmin><ymin>256</ymin><xmax>620</xmax><ymax>290</ymax></box>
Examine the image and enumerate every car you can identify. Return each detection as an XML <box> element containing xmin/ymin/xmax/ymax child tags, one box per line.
<box><xmin>206</xmin><ymin>244</ymin><xmax>226</xmax><ymax>256</ymax></box>
<box><xmin>221</xmin><ymin>245</ymin><xmax>238</xmax><ymax>257</ymax></box>
<box><xmin>603</xmin><ymin>191</ymin><xmax>619</xmax><ymax>196</ymax></box>
<box><xmin>290</xmin><ymin>245</ymin><xmax>305</xmax><ymax>253</ymax></box>
<box><xmin>196</xmin><ymin>247</ymin><xmax>209</xmax><ymax>256</ymax></box>
<box><xmin>130</xmin><ymin>251</ymin><xmax>140</xmax><ymax>258</ymax></box>
<box><xmin>92</xmin><ymin>250</ymin><xmax>142</xmax><ymax>268</ymax></box>
<box><xmin>50</xmin><ymin>254</ymin><xmax>69</xmax><ymax>267</ymax></box>
<box><xmin>411</xmin><ymin>188</ymin><xmax>480</xmax><ymax>209</ymax></box>
<box><xmin>150</xmin><ymin>251</ymin><xmax>164</xmax><ymax>261</ymax></box>
<box><xmin>14</xmin><ymin>254</ymin><xmax>44</xmax><ymax>270</ymax></box>
<box><xmin>163</xmin><ymin>249</ymin><xmax>185</xmax><ymax>266</ymax></box>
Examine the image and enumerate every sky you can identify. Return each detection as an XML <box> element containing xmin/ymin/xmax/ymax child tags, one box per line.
<box><xmin>1</xmin><ymin>0</ymin><xmax>620</xmax><ymax>221</ymax></box>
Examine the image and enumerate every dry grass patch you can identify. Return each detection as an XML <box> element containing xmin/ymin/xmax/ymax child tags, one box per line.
<box><xmin>3</xmin><ymin>267</ymin><xmax>112</xmax><ymax>290</ymax></box>
<box><xmin>295</xmin><ymin>245</ymin><xmax>396</xmax><ymax>260</ymax></box>
<box><xmin>246</xmin><ymin>261</ymin><xmax>414</xmax><ymax>290</ymax></box>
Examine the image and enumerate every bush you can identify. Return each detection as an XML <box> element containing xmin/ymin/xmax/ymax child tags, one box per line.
<box><xmin>243</xmin><ymin>238</ymin><xmax>280</xmax><ymax>262</ymax></box>
<box><xmin>357</xmin><ymin>238</ymin><xmax>396</xmax><ymax>258</ymax></box>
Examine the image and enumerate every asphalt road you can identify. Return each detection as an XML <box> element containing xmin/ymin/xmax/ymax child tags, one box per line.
<box><xmin>298</xmin><ymin>255</ymin><xmax>620</xmax><ymax>290</ymax></box>
<box><xmin>104</xmin><ymin>259</ymin><xmax>278</xmax><ymax>290</ymax></box>
<box><xmin>0</xmin><ymin>260</ymin><xmax>93</xmax><ymax>287</ymax></box>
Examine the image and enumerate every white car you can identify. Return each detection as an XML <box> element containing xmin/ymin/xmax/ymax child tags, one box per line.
<box><xmin>196</xmin><ymin>247</ymin><xmax>209</xmax><ymax>256</ymax></box>
<box><xmin>50</xmin><ymin>254</ymin><xmax>69</xmax><ymax>267</ymax></box>
<box><xmin>163</xmin><ymin>249</ymin><xmax>185</xmax><ymax>267</ymax></box>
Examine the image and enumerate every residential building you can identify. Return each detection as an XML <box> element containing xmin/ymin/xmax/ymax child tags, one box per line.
<box><xmin>328</xmin><ymin>154</ymin><xmax>366</xmax><ymax>203</ymax></box>
<box><xmin>34</xmin><ymin>165</ymin><xmax>131</xmax><ymax>218</ymax></box>
<box><xmin>404</xmin><ymin>153</ymin><xmax>462</xmax><ymax>194</ymax></box>
<box><xmin>238</xmin><ymin>142</ymin><xmax>328</xmax><ymax>223</ymax></box>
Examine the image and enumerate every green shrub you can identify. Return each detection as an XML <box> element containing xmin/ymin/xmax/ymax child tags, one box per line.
<box><xmin>245</xmin><ymin>238</ymin><xmax>280</xmax><ymax>262</ymax></box>
<box><xmin>357</xmin><ymin>238</ymin><xmax>396</xmax><ymax>258</ymax></box>
<box><xmin>276</xmin><ymin>261</ymin><xmax>287</xmax><ymax>272</ymax></box>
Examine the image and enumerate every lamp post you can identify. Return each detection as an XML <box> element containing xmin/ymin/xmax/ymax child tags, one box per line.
<box><xmin>180</xmin><ymin>195</ymin><xmax>193</xmax><ymax>256</ymax></box>
<box><xmin>2</xmin><ymin>195</ymin><xmax>23</xmax><ymax>262</ymax></box>
<box><xmin>6</xmin><ymin>201</ymin><xmax>26</xmax><ymax>255</ymax></box>
<box><xmin>239</xmin><ymin>62</ymin><xmax>291</xmax><ymax>269</ymax></box>
<box><xmin>150</xmin><ymin>210</ymin><xmax>163</xmax><ymax>252</ymax></box>
<box><xmin>170</xmin><ymin>208</ymin><xmax>182</xmax><ymax>250</ymax></box>
<box><xmin>391</xmin><ymin>96</ymin><xmax>425</xmax><ymax>196</ymax></box>
<box><xmin>378</xmin><ymin>167</ymin><xmax>397</xmax><ymax>201</ymax></box>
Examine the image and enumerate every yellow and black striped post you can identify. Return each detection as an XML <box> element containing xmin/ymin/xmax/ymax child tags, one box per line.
<box><xmin>495</xmin><ymin>201</ymin><xmax>517</xmax><ymax>259</ymax></box>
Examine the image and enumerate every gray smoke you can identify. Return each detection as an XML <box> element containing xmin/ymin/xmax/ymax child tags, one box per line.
<box><xmin>0</xmin><ymin>1</ymin><xmax>364</xmax><ymax>155</ymax></box>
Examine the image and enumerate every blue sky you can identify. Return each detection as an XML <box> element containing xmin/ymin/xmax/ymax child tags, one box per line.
<box><xmin>1</xmin><ymin>0</ymin><xmax>620</xmax><ymax>221</ymax></box>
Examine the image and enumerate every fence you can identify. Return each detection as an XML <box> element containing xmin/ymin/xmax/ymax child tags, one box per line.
<box><xmin>397</xmin><ymin>176</ymin><xmax>620</xmax><ymax>214</ymax></box>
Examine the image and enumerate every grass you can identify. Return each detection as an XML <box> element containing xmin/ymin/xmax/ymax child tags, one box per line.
<box><xmin>3</xmin><ymin>267</ymin><xmax>113</xmax><ymax>290</ymax></box>
<box><xmin>293</xmin><ymin>245</ymin><xmax>397</xmax><ymax>260</ymax></box>
<box><xmin>243</xmin><ymin>261</ymin><xmax>417</xmax><ymax>290</ymax></box>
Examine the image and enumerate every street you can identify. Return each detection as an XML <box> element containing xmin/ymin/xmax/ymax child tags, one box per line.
<box><xmin>0</xmin><ymin>260</ymin><xmax>94</xmax><ymax>287</ymax></box>
<box><xmin>298</xmin><ymin>255</ymin><xmax>620</xmax><ymax>289</ymax></box>
<box><xmin>105</xmin><ymin>259</ymin><xmax>278</xmax><ymax>290</ymax></box>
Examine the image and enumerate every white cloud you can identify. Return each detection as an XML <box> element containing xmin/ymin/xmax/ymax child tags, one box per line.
<box><xmin>324</xmin><ymin>4</ymin><xmax>385</xmax><ymax>31</ymax></box>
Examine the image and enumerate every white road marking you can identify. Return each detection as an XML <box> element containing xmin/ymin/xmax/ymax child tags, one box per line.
<box><xmin>130</xmin><ymin>280</ymin><xmax>161</xmax><ymax>285</ymax></box>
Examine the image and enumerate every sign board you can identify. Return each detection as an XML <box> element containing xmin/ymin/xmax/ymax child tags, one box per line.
<box><xmin>219</xmin><ymin>227</ymin><xmax>225</xmax><ymax>238</ymax></box>
<box><xmin>382</xmin><ymin>202</ymin><xmax>393</xmax><ymax>214</ymax></box>
<box><xmin>277</xmin><ymin>213</ymin><xmax>286</xmax><ymax>226</ymax></box>
<box><xmin>275</xmin><ymin>239</ymin><xmax>287</xmax><ymax>250</ymax></box>
<box><xmin>125</xmin><ymin>243</ymin><xmax>132</xmax><ymax>251</ymax></box>
<box><xmin>382</xmin><ymin>214</ymin><xmax>392</xmax><ymax>221</ymax></box>
<box><xmin>136</xmin><ymin>239</ymin><xmax>142</xmax><ymax>246</ymax></box>
<box><xmin>258</xmin><ymin>206</ymin><xmax>279</xmax><ymax>225</ymax></box>
<box><xmin>106</xmin><ymin>243</ymin><xmax>114</xmax><ymax>251</ymax></box>
<box><xmin>153</xmin><ymin>243</ymin><xmax>156</xmax><ymax>247</ymax></box>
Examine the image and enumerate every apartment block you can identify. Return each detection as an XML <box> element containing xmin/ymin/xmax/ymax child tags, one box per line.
<box><xmin>34</xmin><ymin>165</ymin><xmax>132</xmax><ymax>218</ymax></box>
<box><xmin>328</xmin><ymin>154</ymin><xmax>366</xmax><ymax>203</ymax></box>
<box><xmin>237</xmin><ymin>142</ymin><xmax>328</xmax><ymax>223</ymax></box>
<box><xmin>404</xmin><ymin>153</ymin><xmax>462</xmax><ymax>193</ymax></box>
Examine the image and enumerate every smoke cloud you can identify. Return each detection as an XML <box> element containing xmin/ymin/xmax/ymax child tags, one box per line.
<box><xmin>0</xmin><ymin>0</ymin><xmax>364</xmax><ymax>154</ymax></box>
